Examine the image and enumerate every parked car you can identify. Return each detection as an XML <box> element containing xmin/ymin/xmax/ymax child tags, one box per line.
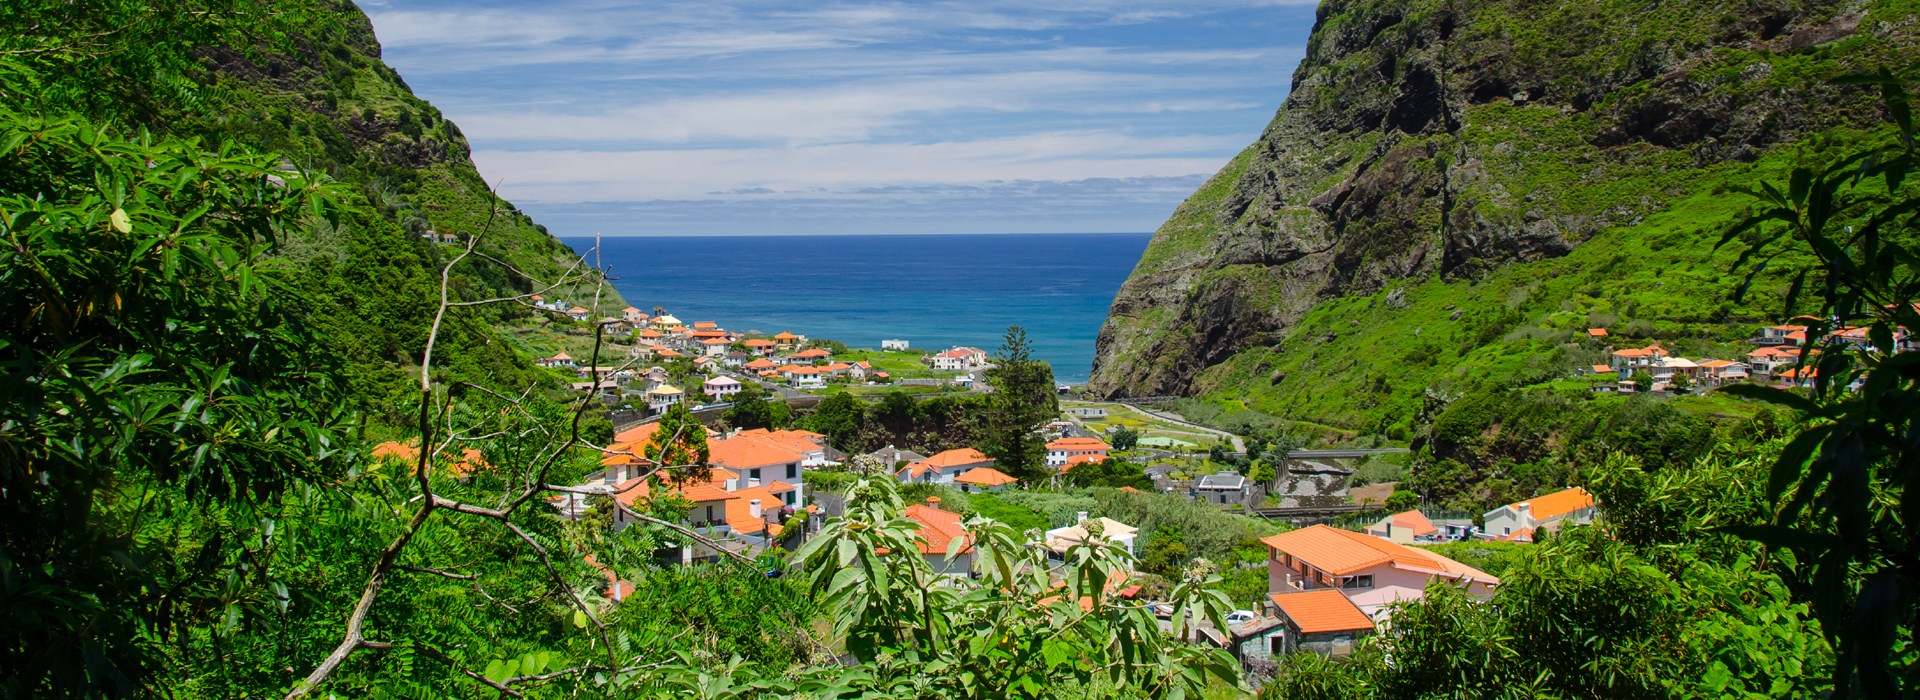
<box><xmin>1225</xmin><ymin>610</ymin><xmax>1259</xmax><ymax>625</ymax></box>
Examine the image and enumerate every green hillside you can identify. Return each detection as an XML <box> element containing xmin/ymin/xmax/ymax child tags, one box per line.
<box><xmin>7</xmin><ymin>0</ymin><xmax>624</xmax><ymax>422</ymax></box>
<box><xmin>1092</xmin><ymin>0</ymin><xmax>1919</xmax><ymax>431</ymax></box>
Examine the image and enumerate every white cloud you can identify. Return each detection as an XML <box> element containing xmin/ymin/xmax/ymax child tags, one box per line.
<box><xmin>473</xmin><ymin>131</ymin><xmax>1239</xmax><ymax>202</ymax></box>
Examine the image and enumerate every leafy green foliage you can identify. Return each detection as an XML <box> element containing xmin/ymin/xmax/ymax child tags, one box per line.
<box><xmin>0</xmin><ymin>106</ymin><xmax>353</xmax><ymax>695</ymax></box>
<box><xmin>1713</xmin><ymin>69</ymin><xmax>1920</xmax><ymax>696</ymax></box>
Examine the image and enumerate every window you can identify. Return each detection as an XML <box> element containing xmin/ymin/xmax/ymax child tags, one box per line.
<box><xmin>1269</xmin><ymin>636</ymin><xmax>1285</xmax><ymax>655</ymax></box>
<box><xmin>1343</xmin><ymin>575</ymin><xmax>1374</xmax><ymax>590</ymax></box>
<box><xmin>1503</xmin><ymin>527</ymin><xmax>1512</xmax><ymax>535</ymax></box>
<box><xmin>705</xmin><ymin>505</ymin><xmax>714</xmax><ymax>523</ymax></box>
<box><xmin>786</xmin><ymin>464</ymin><xmax>797</xmax><ymax>479</ymax></box>
<box><xmin>750</xmin><ymin>468</ymin><xmax>762</xmax><ymax>481</ymax></box>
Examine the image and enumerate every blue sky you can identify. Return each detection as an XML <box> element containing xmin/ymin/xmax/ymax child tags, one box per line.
<box><xmin>363</xmin><ymin>1</ymin><xmax>1320</xmax><ymax>235</ymax></box>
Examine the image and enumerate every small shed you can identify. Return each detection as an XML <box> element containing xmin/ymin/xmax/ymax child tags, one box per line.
<box><xmin>1267</xmin><ymin>590</ymin><xmax>1375</xmax><ymax>658</ymax></box>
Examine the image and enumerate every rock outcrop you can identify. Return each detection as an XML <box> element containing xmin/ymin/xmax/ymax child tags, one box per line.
<box><xmin>1090</xmin><ymin>0</ymin><xmax>1909</xmax><ymax>398</ymax></box>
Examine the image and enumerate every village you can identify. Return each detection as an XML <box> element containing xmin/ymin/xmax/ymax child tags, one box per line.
<box><xmin>416</xmin><ymin>300</ymin><xmax>1890</xmax><ymax>687</ymax></box>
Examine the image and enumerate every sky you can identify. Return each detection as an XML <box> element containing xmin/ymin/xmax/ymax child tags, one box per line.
<box><xmin>363</xmin><ymin>1</ymin><xmax>1321</xmax><ymax>236</ymax></box>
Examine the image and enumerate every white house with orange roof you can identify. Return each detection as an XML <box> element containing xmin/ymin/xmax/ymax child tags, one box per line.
<box><xmin>566</xmin><ymin>306</ymin><xmax>592</xmax><ymax>322</ymax></box>
<box><xmin>700</xmin><ymin>338</ymin><xmax>731</xmax><ymax>356</ymax></box>
<box><xmin>925</xmin><ymin>346</ymin><xmax>989</xmax><ymax>371</ymax></box>
<box><xmin>622</xmin><ymin>306</ymin><xmax>646</xmax><ymax>324</ymax></box>
<box><xmin>776</xmin><ymin>364</ymin><xmax>826</xmax><ymax>388</ymax></box>
<box><xmin>742</xmin><ymin>338</ymin><xmax>779</xmax><ymax>356</ymax></box>
<box><xmin>1045</xmin><ymin>437</ymin><xmax>1111</xmax><ymax>468</ymax></box>
<box><xmin>1481</xmin><ymin>486</ymin><xmax>1597</xmax><ymax>542</ymax></box>
<box><xmin>707</xmin><ymin>429</ymin><xmax>828</xmax><ymax>510</ymax></box>
<box><xmin>646</xmin><ymin>385</ymin><xmax>684</xmax><ymax>414</ymax></box>
<box><xmin>773</xmin><ymin>331</ymin><xmax>803</xmax><ymax>348</ymax></box>
<box><xmin>896</xmin><ymin>448</ymin><xmax>997</xmax><ymax>485</ymax></box>
<box><xmin>903</xmin><ymin>497</ymin><xmax>974</xmax><ymax>577</ymax></box>
<box><xmin>1364</xmin><ymin>510</ymin><xmax>1440</xmax><ymax>544</ymax></box>
<box><xmin>1695</xmin><ymin>359</ymin><xmax>1750</xmax><ymax>386</ymax></box>
<box><xmin>1608</xmin><ymin>344</ymin><xmax>1667</xmax><ymax>373</ymax></box>
<box><xmin>1263</xmin><ymin>524</ymin><xmax>1499</xmax><ymax>620</ymax></box>
<box><xmin>537</xmin><ymin>351</ymin><xmax>575</xmax><ymax>369</ymax></box>
<box><xmin>786</xmin><ymin>347</ymin><xmax>832</xmax><ymax>363</ymax></box>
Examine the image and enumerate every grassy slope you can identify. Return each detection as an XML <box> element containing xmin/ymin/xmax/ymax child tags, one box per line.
<box><xmin>156</xmin><ymin>1</ymin><xmax>627</xmax><ymax>421</ymax></box>
<box><xmin>1184</xmin><ymin>1</ymin><xmax>1920</xmax><ymax>435</ymax></box>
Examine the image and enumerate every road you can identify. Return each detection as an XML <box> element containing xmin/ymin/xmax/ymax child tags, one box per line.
<box><xmin>1120</xmin><ymin>404</ymin><xmax>1246</xmax><ymax>453</ymax></box>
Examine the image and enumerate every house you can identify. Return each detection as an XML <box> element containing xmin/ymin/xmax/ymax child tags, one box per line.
<box><xmin>773</xmin><ymin>331</ymin><xmax>803</xmax><ymax>348</ymax></box>
<box><xmin>896</xmin><ymin>447</ymin><xmax>996</xmax><ymax>484</ymax></box>
<box><xmin>1696</xmin><ymin>359</ymin><xmax>1750</xmax><ymax>385</ymax></box>
<box><xmin>1586</xmin><ymin>327</ymin><xmax>1609</xmax><ymax>338</ymax></box>
<box><xmin>953</xmin><ymin>467</ymin><xmax>1018</xmax><ymax>492</ymax></box>
<box><xmin>651</xmin><ymin>314</ymin><xmax>683</xmax><ymax>329</ymax></box>
<box><xmin>1650</xmin><ymin>356</ymin><xmax>1701</xmax><ymax>387</ymax></box>
<box><xmin>776</xmin><ymin>364</ymin><xmax>826</xmax><ymax>389</ymax></box>
<box><xmin>902</xmin><ymin>497</ymin><xmax>974</xmax><ymax>577</ymax></box>
<box><xmin>708</xmin><ymin>428</ymin><xmax>836</xmax><ymax>511</ymax></box>
<box><xmin>743</xmin><ymin>357</ymin><xmax>778</xmax><ymax>373</ymax></box>
<box><xmin>693</xmin><ymin>321</ymin><xmax>719</xmax><ymax>331</ymax></box>
<box><xmin>742</xmin><ymin>339</ymin><xmax>779</xmax><ymax>356</ymax></box>
<box><xmin>1066</xmin><ymin>407</ymin><xmax>1108</xmax><ymax>419</ymax></box>
<box><xmin>606</xmin><ymin>475</ymin><xmax>742</xmax><ymax>564</ymax></box>
<box><xmin>1588</xmin><ymin>363</ymin><xmax>1616</xmax><ymax>377</ymax></box>
<box><xmin>1060</xmin><ymin>454</ymin><xmax>1107</xmax><ymax>473</ymax></box>
<box><xmin>925</xmin><ymin>346</ymin><xmax>988</xmax><ymax>371</ymax></box>
<box><xmin>881</xmin><ymin>339</ymin><xmax>910</xmax><ymax>351</ymax></box>
<box><xmin>1043</xmin><ymin>512</ymin><xmax>1138</xmax><ymax>559</ymax></box>
<box><xmin>724</xmin><ymin>351</ymin><xmax>749</xmax><ymax>368</ymax></box>
<box><xmin>636</xmin><ymin>328</ymin><xmax>665</xmax><ymax>345</ymax></box>
<box><xmin>622</xmin><ymin>306</ymin><xmax>647</xmax><ymax>323</ymax></box>
<box><xmin>1265</xmin><ymin>590</ymin><xmax>1375</xmax><ymax>658</ymax></box>
<box><xmin>1775</xmin><ymin>365</ymin><xmax>1820</xmax><ymax>388</ymax></box>
<box><xmin>1194</xmin><ymin>472</ymin><xmax>1247</xmax><ymax>507</ymax></box>
<box><xmin>786</xmin><ymin>348</ymin><xmax>833</xmax><ymax>363</ymax></box>
<box><xmin>1365</xmin><ymin>510</ymin><xmax>1440</xmax><ymax>543</ymax></box>
<box><xmin>700</xmin><ymin>338</ymin><xmax>731</xmax><ymax>356</ymax></box>
<box><xmin>1045</xmin><ymin>437</ymin><xmax>1111</xmax><ymax>468</ymax></box>
<box><xmin>567</xmin><ymin>306</ymin><xmax>592</xmax><ymax>322</ymax></box>
<box><xmin>703</xmin><ymin>376</ymin><xmax>742</xmax><ymax>400</ymax></box>
<box><xmin>1263</xmin><ymin>524</ymin><xmax>1499</xmax><ymax>619</ymax></box>
<box><xmin>861</xmin><ymin>445</ymin><xmax>927</xmax><ymax>470</ymax></box>
<box><xmin>1757</xmin><ymin>324</ymin><xmax>1806</xmax><ymax>346</ymax></box>
<box><xmin>1609</xmin><ymin>344</ymin><xmax>1667</xmax><ymax>373</ymax></box>
<box><xmin>537</xmin><ymin>351</ymin><xmax>576</xmax><ymax>369</ymax></box>
<box><xmin>1482</xmin><ymin>487</ymin><xmax>1596</xmax><ymax>542</ymax></box>
<box><xmin>645</xmin><ymin>385</ymin><xmax>684</xmax><ymax>414</ymax></box>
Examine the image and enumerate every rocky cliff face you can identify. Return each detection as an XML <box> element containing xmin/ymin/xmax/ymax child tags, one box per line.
<box><xmin>1090</xmin><ymin>0</ymin><xmax>1909</xmax><ymax>399</ymax></box>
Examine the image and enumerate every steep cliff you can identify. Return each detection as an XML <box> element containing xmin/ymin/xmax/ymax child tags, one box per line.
<box><xmin>13</xmin><ymin>0</ymin><xmax>627</xmax><ymax>419</ymax></box>
<box><xmin>1091</xmin><ymin>0</ymin><xmax>1919</xmax><ymax>430</ymax></box>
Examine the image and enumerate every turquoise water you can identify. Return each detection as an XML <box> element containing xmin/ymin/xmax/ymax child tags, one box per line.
<box><xmin>565</xmin><ymin>233</ymin><xmax>1151</xmax><ymax>383</ymax></box>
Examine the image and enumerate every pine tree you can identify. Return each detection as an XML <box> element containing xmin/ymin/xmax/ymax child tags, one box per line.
<box><xmin>980</xmin><ymin>326</ymin><xmax>1058</xmax><ymax>480</ymax></box>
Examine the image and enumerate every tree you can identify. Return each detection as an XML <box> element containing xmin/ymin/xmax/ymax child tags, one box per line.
<box><xmin>805</xmin><ymin>391</ymin><xmax>865</xmax><ymax>449</ymax></box>
<box><xmin>979</xmin><ymin>326</ymin><xmax>1058</xmax><ymax>480</ymax></box>
<box><xmin>1714</xmin><ymin>70</ymin><xmax>1920</xmax><ymax>696</ymax></box>
<box><xmin>1386</xmin><ymin>490</ymin><xmax>1421</xmax><ymax>512</ymax></box>
<box><xmin>723</xmin><ymin>381</ymin><xmax>788</xmax><ymax>430</ymax></box>
<box><xmin>1111</xmin><ymin>426</ymin><xmax>1140</xmax><ymax>450</ymax></box>
<box><xmin>1669</xmin><ymin>371</ymin><xmax>1693</xmax><ymax>393</ymax></box>
<box><xmin>1629</xmin><ymin>370</ymin><xmax>1654</xmax><ymax>389</ymax></box>
<box><xmin>646</xmin><ymin>402</ymin><xmax>710</xmax><ymax>481</ymax></box>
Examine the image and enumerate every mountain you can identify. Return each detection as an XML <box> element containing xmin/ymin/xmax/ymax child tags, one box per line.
<box><xmin>8</xmin><ymin>0</ymin><xmax>623</xmax><ymax>423</ymax></box>
<box><xmin>1089</xmin><ymin>0</ymin><xmax>1918</xmax><ymax>434</ymax></box>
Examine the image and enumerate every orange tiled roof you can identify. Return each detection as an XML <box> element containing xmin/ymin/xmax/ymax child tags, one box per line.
<box><xmin>372</xmin><ymin>440</ymin><xmax>482</xmax><ymax>477</ymax></box>
<box><xmin>899</xmin><ymin>448</ymin><xmax>994</xmax><ymax>478</ymax></box>
<box><xmin>1060</xmin><ymin>453</ymin><xmax>1105</xmax><ymax>472</ymax></box>
<box><xmin>1380</xmin><ymin>509</ymin><xmax>1438</xmax><ymax>537</ymax></box>
<box><xmin>1590</xmin><ymin>364</ymin><xmax>1614</xmax><ymax>373</ymax></box>
<box><xmin>1261</xmin><ymin>525</ymin><xmax>1497</xmax><ymax>582</ymax></box>
<box><xmin>953</xmin><ymin>467</ymin><xmax>1018</xmax><ymax>486</ymax></box>
<box><xmin>903</xmin><ymin>503</ymin><xmax>973</xmax><ymax>555</ymax></box>
<box><xmin>789</xmin><ymin>348</ymin><xmax>831</xmax><ymax>359</ymax></box>
<box><xmin>1052</xmin><ymin>433</ymin><xmax>1113</xmax><ymax>450</ymax></box>
<box><xmin>694</xmin><ymin>321</ymin><xmax>718</xmax><ymax>329</ymax></box>
<box><xmin>708</xmin><ymin>433</ymin><xmax>806</xmax><ymax>470</ymax></box>
<box><xmin>723</xmin><ymin>484</ymin><xmax>791</xmax><ymax>535</ymax></box>
<box><xmin>743</xmin><ymin>339</ymin><xmax>778</xmax><ymax>347</ymax></box>
<box><xmin>744</xmin><ymin>358</ymin><xmax>778</xmax><ymax>369</ymax></box>
<box><xmin>1504</xmin><ymin>487</ymin><xmax>1594</xmax><ymax>521</ymax></box>
<box><xmin>1586</xmin><ymin>328</ymin><xmax>1609</xmax><ymax>337</ymax></box>
<box><xmin>701</xmin><ymin>338</ymin><xmax>730</xmax><ymax>345</ymax></box>
<box><xmin>1494</xmin><ymin>526</ymin><xmax>1536</xmax><ymax>543</ymax></box>
<box><xmin>774</xmin><ymin>331</ymin><xmax>799</xmax><ymax>340</ymax></box>
<box><xmin>1269</xmin><ymin>590</ymin><xmax>1376</xmax><ymax>634</ymax></box>
<box><xmin>611</xmin><ymin>475</ymin><xmax>738</xmax><ymax>509</ymax></box>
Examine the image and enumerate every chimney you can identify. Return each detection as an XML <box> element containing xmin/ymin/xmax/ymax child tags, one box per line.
<box><xmin>1077</xmin><ymin>511</ymin><xmax>1088</xmax><ymax>524</ymax></box>
<box><xmin>724</xmin><ymin>478</ymin><xmax>738</xmax><ymax>491</ymax></box>
<box><xmin>926</xmin><ymin>496</ymin><xmax>941</xmax><ymax>508</ymax></box>
<box><xmin>749</xmin><ymin>499</ymin><xmax>762</xmax><ymax>518</ymax></box>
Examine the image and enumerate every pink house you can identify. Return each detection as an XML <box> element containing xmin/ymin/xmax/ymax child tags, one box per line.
<box><xmin>1263</xmin><ymin>525</ymin><xmax>1498</xmax><ymax>620</ymax></box>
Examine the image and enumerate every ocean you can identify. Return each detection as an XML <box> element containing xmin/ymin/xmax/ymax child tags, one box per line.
<box><xmin>562</xmin><ymin>233</ymin><xmax>1152</xmax><ymax>384</ymax></box>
